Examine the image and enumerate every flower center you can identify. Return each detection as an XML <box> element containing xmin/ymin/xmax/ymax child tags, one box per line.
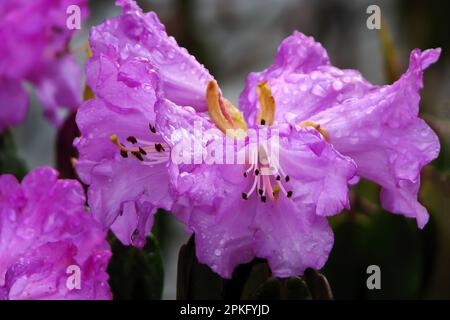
<box><xmin>242</xmin><ymin>144</ymin><xmax>292</xmax><ymax>203</ymax></box>
<box><xmin>109</xmin><ymin>123</ymin><xmax>169</xmax><ymax>165</ymax></box>
<box><xmin>205</xmin><ymin>79</ymin><xmax>330</xmax><ymax>203</ymax></box>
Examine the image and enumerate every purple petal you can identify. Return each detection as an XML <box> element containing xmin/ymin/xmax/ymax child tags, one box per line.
<box><xmin>186</xmin><ymin>167</ymin><xmax>335</xmax><ymax>278</ymax></box>
<box><xmin>0</xmin><ymin>167</ymin><xmax>111</xmax><ymax>300</ymax></box>
<box><xmin>0</xmin><ymin>0</ymin><xmax>88</xmax><ymax>128</ymax></box>
<box><xmin>189</xmin><ymin>196</ymin><xmax>258</xmax><ymax>278</ymax></box>
<box><xmin>239</xmin><ymin>31</ymin><xmax>373</xmax><ymax>126</ymax></box>
<box><xmin>86</xmin><ymin>54</ymin><xmax>159</xmax><ymax>119</ymax></box>
<box><xmin>34</xmin><ymin>55</ymin><xmax>82</xmax><ymax>126</ymax></box>
<box><xmin>280</xmin><ymin>128</ymin><xmax>357</xmax><ymax>216</ymax></box>
<box><xmin>89</xmin><ymin>0</ymin><xmax>213</xmax><ymax>111</ymax></box>
<box><xmin>75</xmin><ymin>98</ymin><xmax>173</xmax><ymax>247</ymax></box>
<box><xmin>0</xmin><ymin>77</ymin><xmax>28</xmax><ymax>133</ymax></box>
<box><xmin>155</xmin><ymin>100</ymin><xmax>344</xmax><ymax>277</ymax></box>
<box><xmin>154</xmin><ymin>97</ymin><xmax>226</xmax><ymax>221</ymax></box>
<box><xmin>310</xmin><ymin>48</ymin><xmax>441</xmax><ymax>228</ymax></box>
<box><xmin>254</xmin><ymin>199</ymin><xmax>333</xmax><ymax>277</ymax></box>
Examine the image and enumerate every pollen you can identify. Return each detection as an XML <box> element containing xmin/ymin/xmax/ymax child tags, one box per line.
<box><xmin>109</xmin><ymin>133</ymin><xmax>169</xmax><ymax>165</ymax></box>
<box><xmin>110</xmin><ymin>134</ymin><xmax>118</xmax><ymax>144</ymax></box>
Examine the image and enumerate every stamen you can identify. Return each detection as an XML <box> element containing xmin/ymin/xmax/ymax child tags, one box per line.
<box><xmin>241</xmin><ymin>143</ymin><xmax>294</xmax><ymax>202</ymax></box>
<box><xmin>273</xmin><ymin>185</ymin><xmax>281</xmax><ymax>199</ymax></box>
<box><xmin>149</xmin><ymin>124</ymin><xmax>156</xmax><ymax>133</ymax></box>
<box><xmin>261</xmin><ymin>173</ymin><xmax>275</xmax><ymax>202</ymax></box>
<box><xmin>110</xmin><ymin>134</ymin><xmax>119</xmax><ymax>145</ymax></box>
<box><xmin>110</xmin><ymin>133</ymin><xmax>169</xmax><ymax>165</ymax></box>
<box><xmin>243</xmin><ymin>148</ymin><xmax>258</xmax><ymax>176</ymax></box>
<box><xmin>132</xmin><ymin>151</ymin><xmax>144</xmax><ymax>161</ymax></box>
<box><xmin>271</xmin><ymin>156</ymin><xmax>288</xmax><ymax>181</ymax></box>
<box><xmin>257</xmin><ymin>81</ymin><xmax>275</xmax><ymax>126</ymax></box>
<box><xmin>155</xmin><ymin>143</ymin><xmax>165</xmax><ymax>152</ymax></box>
<box><xmin>299</xmin><ymin>120</ymin><xmax>330</xmax><ymax>142</ymax></box>
<box><xmin>127</xmin><ymin>136</ymin><xmax>137</xmax><ymax>144</ymax></box>
<box><xmin>138</xmin><ymin>147</ymin><xmax>147</xmax><ymax>155</ymax></box>
<box><xmin>242</xmin><ymin>168</ymin><xmax>259</xmax><ymax>200</ymax></box>
<box><xmin>206</xmin><ymin>80</ymin><xmax>247</xmax><ymax>138</ymax></box>
<box><xmin>276</xmin><ymin>180</ymin><xmax>288</xmax><ymax>196</ymax></box>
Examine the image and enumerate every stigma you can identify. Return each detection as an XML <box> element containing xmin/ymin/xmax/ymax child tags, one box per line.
<box><xmin>241</xmin><ymin>145</ymin><xmax>293</xmax><ymax>203</ymax></box>
<box><xmin>109</xmin><ymin>123</ymin><xmax>169</xmax><ymax>166</ymax></box>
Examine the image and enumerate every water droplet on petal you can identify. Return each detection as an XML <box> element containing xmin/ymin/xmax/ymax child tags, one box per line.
<box><xmin>312</xmin><ymin>84</ymin><xmax>326</xmax><ymax>97</ymax></box>
<box><xmin>332</xmin><ymin>80</ymin><xmax>343</xmax><ymax>91</ymax></box>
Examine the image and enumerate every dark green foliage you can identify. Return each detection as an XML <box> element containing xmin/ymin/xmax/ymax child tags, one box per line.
<box><xmin>0</xmin><ymin>129</ymin><xmax>27</xmax><ymax>179</ymax></box>
<box><xmin>177</xmin><ymin>235</ymin><xmax>331</xmax><ymax>300</ymax></box>
<box><xmin>108</xmin><ymin>234</ymin><xmax>164</xmax><ymax>300</ymax></box>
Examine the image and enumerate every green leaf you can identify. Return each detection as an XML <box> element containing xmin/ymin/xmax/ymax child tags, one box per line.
<box><xmin>323</xmin><ymin>213</ymin><xmax>371</xmax><ymax>299</ymax></box>
<box><xmin>379</xmin><ymin>20</ymin><xmax>401</xmax><ymax>83</ymax></box>
<box><xmin>0</xmin><ymin>129</ymin><xmax>27</xmax><ymax>179</ymax></box>
<box><xmin>177</xmin><ymin>235</ymin><xmax>332</xmax><ymax>300</ymax></box>
<box><xmin>251</xmin><ymin>277</ymin><xmax>312</xmax><ymax>300</ymax></box>
<box><xmin>108</xmin><ymin>233</ymin><xmax>164</xmax><ymax>300</ymax></box>
<box><xmin>420</xmin><ymin>168</ymin><xmax>450</xmax><ymax>298</ymax></box>
<box><xmin>303</xmin><ymin>268</ymin><xmax>333</xmax><ymax>299</ymax></box>
<box><xmin>364</xmin><ymin>212</ymin><xmax>423</xmax><ymax>299</ymax></box>
<box><xmin>240</xmin><ymin>262</ymin><xmax>271</xmax><ymax>300</ymax></box>
<box><xmin>323</xmin><ymin>211</ymin><xmax>423</xmax><ymax>299</ymax></box>
<box><xmin>177</xmin><ymin>235</ymin><xmax>225</xmax><ymax>299</ymax></box>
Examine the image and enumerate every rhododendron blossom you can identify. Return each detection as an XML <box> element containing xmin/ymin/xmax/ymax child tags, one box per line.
<box><xmin>0</xmin><ymin>0</ymin><xmax>88</xmax><ymax>133</ymax></box>
<box><xmin>239</xmin><ymin>36</ymin><xmax>440</xmax><ymax>229</ymax></box>
<box><xmin>75</xmin><ymin>0</ymin><xmax>439</xmax><ymax>279</ymax></box>
<box><xmin>157</xmin><ymin>25</ymin><xmax>440</xmax><ymax>278</ymax></box>
<box><xmin>75</xmin><ymin>0</ymin><xmax>214</xmax><ymax>247</ymax></box>
<box><xmin>0</xmin><ymin>167</ymin><xmax>111</xmax><ymax>300</ymax></box>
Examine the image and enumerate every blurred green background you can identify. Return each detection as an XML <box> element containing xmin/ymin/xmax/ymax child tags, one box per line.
<box><xmin>2</xmin><ymin>0</ymin><xmax>449</xmax><ymax>299</ymax></box>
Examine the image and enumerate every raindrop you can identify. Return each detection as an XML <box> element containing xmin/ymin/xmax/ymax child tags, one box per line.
<box><xmin>312</xmin><ymin>84</ymin><xmax>325</xmax><ymax>97</ymax></box>
<box><xmin>332</xmin><ymin>80</ymin><xmax>343</xmax><ymax>91</ymax></box>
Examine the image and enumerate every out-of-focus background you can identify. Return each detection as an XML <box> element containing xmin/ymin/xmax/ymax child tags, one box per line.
<box><xmin>9</xmin><ymin>0</ymin><xmax>450</xmax><ymax>299</ymax></box>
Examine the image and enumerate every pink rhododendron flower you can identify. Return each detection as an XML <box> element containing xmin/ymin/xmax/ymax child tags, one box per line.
<box><xmin>75</xmin><ymin>0</ymin><xmax>213</xmax><ymax>247</ymax></box>
<box><xmin>156</xmin><ymin>95</ymin><xmax>356</xmax><ymax>278</ymax></box>
<box><xmin>0</xmin><ymin>0</ymin><xmax>88</xmax><ymax>133</ymax></box>
<box><xmin>239</xmin><ymin>32</ymin><xmax>441</xmax><ymax>229</ymax></box>
<box><xmin>0</xmin><ymin>167</ymin><xmax>111</xmax><ymax>300</ymax></box>
<box><xmin>75</xmin><ymin>0</ymin><xmax>439</xmax><ymax>279</ymax></box>
<box><xmin>157</xmin><ymin>24</ymin><xmax>439</xmax><ymax>278</ymax></box>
